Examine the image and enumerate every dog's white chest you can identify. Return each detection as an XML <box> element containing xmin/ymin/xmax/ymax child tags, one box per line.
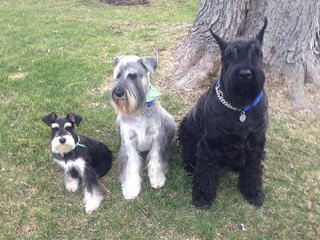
<box><xmin>54</xmin><ymin>157</ymin><xmax>86</xmax><ymax>174</ymax></box>
<box><xmin>119</xmin><ymin>116</ymin><xmax>157</xmax><ymax>152</ymax></box>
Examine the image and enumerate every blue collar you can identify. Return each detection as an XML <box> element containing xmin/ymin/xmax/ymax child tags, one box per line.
<box><xmin>146</xmin><ymin>101</ymin><xmax>153</xmax><ymax>108</ymax></box>
<box><xmin>215</xmin><ymin>79</ymin><xmax>263</xmax><ymax>113</ymax></box>
<box><xmin>243</xmin><ymin>91</ymin><xmax>263</xmax><ymax>112</ymax></box>
<box><xmin>144</xmin><ymin>100</ymin><xmax>153</xmax><ymax>117</ymax></box>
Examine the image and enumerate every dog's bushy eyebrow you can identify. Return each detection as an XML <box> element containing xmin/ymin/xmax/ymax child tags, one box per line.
<box><xmin>51</xmin><ymin>123</ymin><xmax>59</xmax><ymax>128</ymax></box>
<box><xmin>225</xmin><ymin>40</ymin><xmax>260</xmax><ymax>57</ymax></box>
<box><xmin>228</xmin><ymin>39</ymin><xmax>259</xmax><ymax>49</ymax></box>
<box><xmin>126</xmin><ymin>68</ymin><xmax>138</xmax><ymax>75</ymax></box>
<box><xmin>64</xmin><ymin>122</ymin><xmax>72</xmax><ymax>128</ymax></box>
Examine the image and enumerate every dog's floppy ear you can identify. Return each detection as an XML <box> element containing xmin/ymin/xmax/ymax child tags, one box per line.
<box><xmin>42</xmin><ymin>112</ymin><xmax>58</xmax><ymax>126</ymax></box>
<box><xmin>66</xmin><ymin>113</ymin><xmax>82</xmax><ymax>127</ymax></box>
<box><xmin>210</xmin><ymin>29</ymin><xmax>227</xmax><ymax>53</ymax></box>
<box><xmin>139</xmin><ymin>57</ymin><xmax>157</xmax><ymax>74</ymax></box>
<box><xmin>256</xmin><ymin>17</ymin><xmax>268</xmax><ymax>44</ymax></box>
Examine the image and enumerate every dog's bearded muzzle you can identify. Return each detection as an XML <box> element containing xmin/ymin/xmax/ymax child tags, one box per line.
<box><xmin>51</xmin><ymin>135</ymin><xmax>75</xmax><ymax>155</ymax></box>
<box><xmin>111</xmin><ymin>85</ymin><xmax>142</xmax><ymax>116</ymax></box>
<box><xmin>224</xmin><ymin>65</ymin><xmax>265</xmax><ymax>105</ymax></box>
<box><xmin>239</xmin><ymin>64</ymin><xmax>263</xmax><ymax>83</ymax></box>
<box><xmin>236</xmin><ymin>68</ymin><xmax>254</xmax><ymax>82</ymax></box>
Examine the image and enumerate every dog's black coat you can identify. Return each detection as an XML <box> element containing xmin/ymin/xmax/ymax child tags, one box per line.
<box><xmin>52</xmin><ymin>135</ymin><xmax>112</xmax><ymax>179</ymax></box>
<box><xmin>178</xmin><ymin>19</ymin><xmax>268</xmax><ymax>207</ymax></box>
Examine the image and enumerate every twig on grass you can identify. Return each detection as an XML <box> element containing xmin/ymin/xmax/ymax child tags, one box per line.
<box><xmin>10</xmin><ymin>108</ymin><xmax>23</xmax><ymax>128</ymax></box>
<box><xmin>153</xmin><ymin>47</ymin><xmax>159</xmax><ymax>64</ymax></box>
<box><xmin>62</xmin><ymin>81</ymin><xmax>86</xmax><ymax>92</ymax></box>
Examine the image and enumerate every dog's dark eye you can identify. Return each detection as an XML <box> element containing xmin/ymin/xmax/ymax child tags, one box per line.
<box><xmin>65</xmin><ymin>127</ymin><xmax>72</xmax><ymax>131</ymax></box>
<box><xmin>226</xmin><ymin>50</ymin><xmax>235</xmax><ymax>60</ymax></box>
<box><xmin>116</xmin><ymin>73</ymin><xmax>121</xmax><ymax>79</ymax></box>
<box><xmin>127</xmin><ymin>73</ymin><xmax>137</xmax><ymax>80</ymax></box>
<box><xmin>52</xmin><ymin>127</ymin><xmax>58</xmax><ymax>132</ymax></box>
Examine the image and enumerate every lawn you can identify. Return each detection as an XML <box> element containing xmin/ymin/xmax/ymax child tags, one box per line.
<box><xmin>0</xmin><ymin>0</ymin><xmax>319</xmax><ymax>239</ymax></box>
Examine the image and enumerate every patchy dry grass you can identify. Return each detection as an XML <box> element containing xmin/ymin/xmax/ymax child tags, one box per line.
<box><xmin>0</xmin><ymin>0</ymin><xmax>319</xmax><ymax>239</ymax></box>
<box><xmin>8</xmin><ymin>71</ymin><xmax>28</xmax><ymax>80</ymax></box>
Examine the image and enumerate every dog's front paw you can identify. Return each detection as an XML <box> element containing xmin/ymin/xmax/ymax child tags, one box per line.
<box><xmin>149</xmin><ymin>173</ymin><xmax>166</xmax><ymax>189</ymax></box>
<box><xmin>192</xmin><ymin>192</ymin><xmax>213</xmax><ymax>208</ymax></box>
<box><xmin>83</xmin><ymin>191</ymin><xmax>103</xmax><ymax>214</ymax></box>
<box><xmin>65</xmin><ymin>178</ymin><xmax>79</xmax><ymax>193</ymax></box>
<box><xmin>245</xmin><ymin>191</ymin><xmax>265</xmax><ymax>206</ymax></box>
<box><xmin>147</xmin><ymin>157</ymin><xmax>166</xmax><ymax>189</ymax></box>
<box><xmin>122</xmin><ymin>182</ymin><xmax>141</xmax><ymax>200</ymax></box>
<box><xmin>192</xmin><ymin>197</ymin><xmax>213</xmax><ymax>208</ymax></box>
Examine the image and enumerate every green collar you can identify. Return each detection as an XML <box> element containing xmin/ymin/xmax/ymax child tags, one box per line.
<box><xmin>52</xmin><ymin>136</ymin><xmax>86</xmax><ymax>157</ymax></box>
<box><xmin>144</xmin><ymin>84</ymin><xmax>161</xmax><ymax>117</ymax></box>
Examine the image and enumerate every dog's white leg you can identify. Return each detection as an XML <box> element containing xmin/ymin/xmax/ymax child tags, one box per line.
<box><xmin>81</xmin><ymin>168</ymin><xmax>103</xmax><ymax>214</ymax></box>
<box><xmin>83</xmin><ymin>187</ymin><xmax>103</xmax><ymax>214</ymax></box>
<box><xmin>119</xmin><ymin>146</ymin><xmax>142</xmax><ymax>200</ymax></box>
<box><xmin>147</xmin><ymin>145</ymin><xmax>166</xmax><ymax>189</ymax></box>
<box><xmin>64</xmin><ymin>172</ymin><xmax>79</xmax><ymax>193</ymax></box>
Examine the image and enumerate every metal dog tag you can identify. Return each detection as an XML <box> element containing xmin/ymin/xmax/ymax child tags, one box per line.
<box><xmin>239</xmin><ymin>111</ymin><xmax>246</xmax><ymax>122</ymax></box>
<box><xmin>144</xmin><ymin>108</ymin><xmax>152</xmax><ymax>117</ymax></box>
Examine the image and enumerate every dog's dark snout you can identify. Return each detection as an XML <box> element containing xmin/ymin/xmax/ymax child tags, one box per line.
<box><xmin>59</xmin><ymin>137</ymin><xmax>66</xmax><ymax>144</ymax></box>
<box><xmin>239</xmin><ymin>69</ymin><xmax>252</xmax><ymax>79</ymax></box>
<box><xmin>114</xmin><ymin>87</ymin><xmax>125</xmax><ymax>97</ymax></box>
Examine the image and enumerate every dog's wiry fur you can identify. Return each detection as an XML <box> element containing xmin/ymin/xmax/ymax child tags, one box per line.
<box><xmin>43</xmin><ymin>113</ymin><xmax>112</xmax><ymax>213</ymax></box>
<box><xmin>178</xmin><ymin>19</ymin><xmax>268</xmax><ymax>207</ymax></box>
<box><xmin>110</xmin><ymin>56</ymin><xmax>176</xmax><ymax>200</ymax></box>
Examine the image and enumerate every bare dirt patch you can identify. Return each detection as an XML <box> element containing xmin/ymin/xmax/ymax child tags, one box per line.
<box><xmin>100</xmin><ymin>0</ymin><xmax>149</xmax><ymax>6</ymax></box>
<box><xmin>8</xmin><ymin>72</ymin><xmax>28</xmax><ymax>80</ymax></box>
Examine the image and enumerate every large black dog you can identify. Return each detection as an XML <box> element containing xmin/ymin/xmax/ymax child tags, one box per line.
<box><xmin>178</xmin><ymin>19</ymin><xmax>268</xmax><ymax>207</ymax></box>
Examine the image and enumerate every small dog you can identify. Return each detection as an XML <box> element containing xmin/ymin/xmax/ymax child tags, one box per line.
<box><xmin>42</xmin><ymin>112</ymin><xmax>112</xmax><ymax>213</ymax></box>
<box><xmin>178</xmin><ymin>19</ymin><xmax>268</xmax><ymax>207</ymax></box>
<box><xmin>110</xmin><ymin>55</ymin><xmax>176</xmax><ymax>200</ymax></box>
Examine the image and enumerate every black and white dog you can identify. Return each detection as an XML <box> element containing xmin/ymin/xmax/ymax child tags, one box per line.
<box><xmin>178</xmin><ymin>19</ymin><xmax>268</xmax><ymax>207</ymax></box>
<box><xmin>42</xmin><ymin>112</ymin><xmax>112</xmax><ymax>213</ymax></box>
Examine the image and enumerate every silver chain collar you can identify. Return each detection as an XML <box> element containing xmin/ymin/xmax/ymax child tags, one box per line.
<box><xmin>215</xmin><ymin>83</ymin><xmax>241</xmax><ymax>112</ymax></box>
<box><xmin>215</xmin><ymin>82</ymin><xmax>247</xmax><ymax>122</ymax></box>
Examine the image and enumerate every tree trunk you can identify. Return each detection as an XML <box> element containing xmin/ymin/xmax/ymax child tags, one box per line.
<box><xmin>169</xmin><ymin>0</ymin><xmax>320</xmax><ymax>110</ymax></box>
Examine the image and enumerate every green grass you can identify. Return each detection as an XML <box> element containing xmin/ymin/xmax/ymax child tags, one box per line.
<box><xmin>0</xmin><ymin>0</ymin><xmax>319</xmax><ymax>239</ymax></box>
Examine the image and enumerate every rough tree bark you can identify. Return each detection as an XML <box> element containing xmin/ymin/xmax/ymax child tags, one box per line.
<box><xmin>169</xmin><ymin>0</ymin><xmax>320</xmax><ymax>110</ymax></box>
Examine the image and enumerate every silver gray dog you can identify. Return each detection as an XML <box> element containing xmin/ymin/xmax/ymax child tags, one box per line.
<box><xmin>110</xmin><ymin>55</ymin><xmax>176</xmax><ymax>200</ymax></box>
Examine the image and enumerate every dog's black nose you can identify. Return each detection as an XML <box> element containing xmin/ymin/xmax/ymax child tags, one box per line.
<box><xmin>59</xmin><ymin>138</ymin><xmax>66</xmax><ymax>144</ymax></box>
<box><xmin>114</xmin><ymin>87</ymin><xmax>125</xmax><ymax>97</ymax></box>
<box><xmin>239</xmin><ymin>69</ymin><xmax>252</xmax><ymax>79</ymax></box>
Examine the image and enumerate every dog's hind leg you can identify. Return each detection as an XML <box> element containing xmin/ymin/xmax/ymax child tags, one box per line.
<box><xmin>178</xmin><ymin>117</ymin><xmax>197</xmax><ymax>175</ymax></box>
<box><xmin>82</xmin><ymin>168</ymin><xmax>103</xmax><ymax>214</ymax></box>
<box><xmin>90</xmin><ymin>143</ymin><xmax>112</xmax><ymax>178</ymax></box>
<box><xmin>192</xmin><ymin>136</ymin><xmax>221</xmax><ymax>207</ymax></box>
<box><xmin>239</xmin><ymin>133</ymin><xmax>266</xmax><ymax>206</ymax></box>
<box><xmin>119</xmin><ymin>145</ymin><xmax>142</xmax><ymax>200</ymax></box>
<box><xmin>64</xmin><ymin>168</ymin><xmax>79</xmax><ymax>193</ymax></box>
